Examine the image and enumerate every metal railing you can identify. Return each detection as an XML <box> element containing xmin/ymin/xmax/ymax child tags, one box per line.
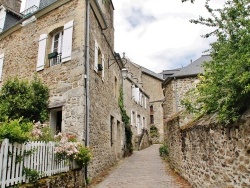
<box><xmin>21</xmin><ymin>5</ymin><xmax>39</xmax><ymax>17</ymax></box>
<box><xmin>50</xmin><ymin>53</ymin><xmax>62</xmax><ymax>66</ymax></box>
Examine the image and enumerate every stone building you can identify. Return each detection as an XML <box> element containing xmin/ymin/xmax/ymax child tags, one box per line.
<box><xmin>162</xmin><ymin>55</ymin><xmax>212</xmax><ymax>121</ymax></box>
<box><xmin>121</xmin><ymin>56</ymin><xmax>165</xmax><ymax>145</ymax></box>
<box><xmin>121</xmin><ymin>57</ymin><xmax>150</xmax><ymax>150</ymax></box>
<box><xmin>0</xmin><ymin>0</ymin><xmax>125</xmax><ymax>179</ymax></box>
<box><xmin>138</xmin><ymin>66</ymin><xmax>164</xmax><ymax>143</ymax></box>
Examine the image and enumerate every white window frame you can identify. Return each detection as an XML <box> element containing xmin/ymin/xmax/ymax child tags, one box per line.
<box><xmin>51</xmin><ymin>31</ymin><xmax>63</xmax><ymax>54</ymax></box>
<box><xmin>50</xmin><ymin>30</ymin><xmax>63</xmax><ymax>66</ymax></box>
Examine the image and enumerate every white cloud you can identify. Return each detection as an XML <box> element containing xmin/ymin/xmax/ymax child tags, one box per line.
<box><xmin>112</xmin><ymin>0</ymin><xmax>224</xmax><ymax>73</ymax></box>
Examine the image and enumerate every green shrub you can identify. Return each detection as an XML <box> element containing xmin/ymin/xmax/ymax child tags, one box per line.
<box><xmin>0</xmin><ymin>119</ymin><xmax>33</xmax><ymax>143</ymax></box>
<box><xmin>159</xmin><ymin>144</ymin><xmax>169</xmax><ymax>157</ymax></box>
<box><xmin>150</xmin><ymin>125</ymin><xmax>159</xmax><ymax>138</ymax></box>
<box><xmin>0</xmin><ymin>77</ymin><xmax>49</xmax><ymax>123</ymax></box>
<box><xmin>75</xmin><ymin>145</ymin><xmax>92</xmax><ymax>167</ymax></box>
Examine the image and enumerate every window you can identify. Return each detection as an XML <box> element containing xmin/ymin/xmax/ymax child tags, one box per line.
<box><xmin>36</xmin><ymin>20</ymin><xmax>74</xmax><ymax>71</ymax></box>
<box><xmin>131</xmin><ymin>111</ymin><xmax>135</xmax><ymax>126</ymax></box>
<box><xmin>50</xmin><ymin>108</ymin><xmax>62</xmax><ymax>134</ymax></box>
<box><xmin>20</xmin><ymin>0</ymin><xmax>40</xmax><ymax>15</ymax></box>
<box><xmin>150</xmin><ymin>105</ymin><xmax>154</xmax><ymax>113</ymax></box>
<box><xmin>110</xmin><ymin>116</ymin><xmax>114</xmax><ymax>146</ymax></box>
<box><xmin>0</xmin><ymin>53</ymin><xmax>4</xmax><ymax>81</ymax></box>
<box><xmin>114</xmin><ymin>76</ymin><xmax>118</xmax><ymax>98</ymax></box>
<box><xmin>142</xmin><ymin>117</ymin><xmax>146</xmax><ymax>129</ymax></box>
<box><xmin>150</xmin><ymin>115</ymin><xmax>154</xmax><ymax>124</ymax></box>
<box><xmin>137</xmin><ymin>115</ymin><xmax>141</xmax><ymax>134</ymax></box>
<box><xmin>94</xmin><ymin>40</ymin><xmax>105</xmax><ymax>78</ymax></box>
<box><xmin>50</xmin><ymin>30</ymin><xmax>63</xmax><ymax>66</ymax></box>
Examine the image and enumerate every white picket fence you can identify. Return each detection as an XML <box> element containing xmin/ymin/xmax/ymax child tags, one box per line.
<box><xmin>0</xmin><ymin>139</ymin><xmax>73</xmax><ymax>188</ymax></box>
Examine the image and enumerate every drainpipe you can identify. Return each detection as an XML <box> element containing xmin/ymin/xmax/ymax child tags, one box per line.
<box><xmin>84</xmin><ymin>0</ymin><xmax>90</xmax><ymax>183</ymax></box>
<box><xmin>174</xmin><ymin>77</ymin><xmax>178</xmax><ymax>112</ymax></box>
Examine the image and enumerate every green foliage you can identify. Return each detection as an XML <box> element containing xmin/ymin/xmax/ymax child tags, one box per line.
<box><xmin>118</xmin><ymin>86</ymin><xmax>133</xmax><ymax>155</ymax></box>
<box><xmin>118</xmin><ymin>87</ymin><xmax>130</xmax><ymax>125</ymax></box>
<box><xmin>75</xmin><ymin>145</ymin><xmax>92</xmax><ymax>167</ymax></box>
<box><xmin>23</xmin><ymin>168</ymin><xmax>41</xmax><ymax>183</ymax></box>
<box><xmin>0</xmin><ymin>76</ymin><xmax>49</xmax><ymax>122</ymax></box>
<box><xmin>159</xmin><ymin>144</ymin><xmax>169</xmax><ymax>157</ymax></box>
<box><xmin>150</xmin><ymin>125</ymin><xmax>159</xmax><ymax>138</ymax></box>
<box><xmin>183</xmin><ymin>0</ymin><xmax>250</xmax><ymax>125</ymax></box>
<box><xmin>0</xmin><ymin>119</ymin><xmax>33</xmax><ymax>143</ymax></box>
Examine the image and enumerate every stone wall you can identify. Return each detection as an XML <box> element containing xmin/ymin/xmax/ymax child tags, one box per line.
<box><xmin>20</xmin><ymin>169</ymin><xmax>84</xmax><ymax>188</ymax></box>
<box><xmin>165</xmin><ymin>112</ymin><xmax>250</xmax><ymax>188</ymax></box>
<box><xmin>87</xmin><ymin>0</ymin><xmax>124</xmax><ymax>178</ymax></box>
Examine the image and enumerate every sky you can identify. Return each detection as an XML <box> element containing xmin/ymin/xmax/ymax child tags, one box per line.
<box><xmin>112</xmin><ymin>0</ymin><xmax>224</xmax><ymax>73</ymax></box>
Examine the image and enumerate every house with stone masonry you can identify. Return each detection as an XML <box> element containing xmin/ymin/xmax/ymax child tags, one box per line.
<box><xmin>134</xmin><ymin>63</ymin><xmax>165</xmax><ymax>143</ymax></box>
<box><xmin>162</xmin><ymin>55</ymin><xmax>212</xmax><ymax>123</ymax></box>
<box><xmin>121</xmin><ymin>55</ymin><xmax>165</xmax><ymax>146</ymax></box>
<box><xmin>121</xmin><ymin>56</ymin><xmax>150</xmax><ymax>150</ymax></box>
<box><xmin>0</xmin><ymin>0</ymin><xmax>126</xmax><ymax>179</ymax></box>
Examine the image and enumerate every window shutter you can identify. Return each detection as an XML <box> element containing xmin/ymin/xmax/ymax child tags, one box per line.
<box><xmin>102</xmin><ymin>54</ymin><xmax>105</xmax><ymax>79</ymax></box>
<box><xmin>62</xmin><ymin>20</ymin><xmax>74</xmax><ymax>63</ymax></box>
<box><xmin>0</xmin><ymin>54</ymin><xmax>4</xmax><ymax>81</ymax></box>
<box><xmin>37</xmin><ymin>34</ymin><xmax>47</xmax><ymax>71</ymax></box>
<box><xmin>144</xmin><ymin>97</ymin><xmax>147</xmax><ymax>109</ymax></box>
<box><xmin>134</xmin><ymin>87</ymin><xmax>140</xmax><ymax>103</ymax></box>
<box><xmin>0</xmin><ymin>8</ymin><xmax>6</xmax><ymax>32</ymax></box>
<box><xmin>94</xmin><ymin>40</ymin><xmax>98</xmax><ymax>72</ymax></box>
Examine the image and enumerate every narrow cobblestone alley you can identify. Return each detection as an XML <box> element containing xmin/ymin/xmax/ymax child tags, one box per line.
<box><xmin>91</xmin><ymin>144</ymin><xmax>191</xmax><ymax>188</ymax></box>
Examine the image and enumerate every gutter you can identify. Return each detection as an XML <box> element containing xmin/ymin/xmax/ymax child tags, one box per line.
<box><xmin>84</xmin><ymin>0</ymin><xmax>90</xmax><ymax>183</ymax></box>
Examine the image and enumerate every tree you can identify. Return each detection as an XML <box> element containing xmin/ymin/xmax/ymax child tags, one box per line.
<box><xmin>0</xmin><ymin>77</ymin><xmax>49</xmax><ymax>122</ymax></box>
<box><xmin>183</xmin><ymin>0</ymin><xmax>250</xmax><ymax>124</ymax></box>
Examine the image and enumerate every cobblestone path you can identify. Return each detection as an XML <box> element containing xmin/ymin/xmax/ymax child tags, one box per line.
<box><xmin>92</xmin><ymin>144</ymin><xmax>192</xmax><ymax>188</ymax></box>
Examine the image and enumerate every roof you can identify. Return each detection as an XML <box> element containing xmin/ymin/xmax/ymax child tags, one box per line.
<box><xmin>141</xmin><ymin>67</ymin><xmax>164</xmax><ymax>81</ymax></box>
<box><xmin>162</xmin><ymin>55</ymin><xmax>212</xmax><ymax>87</ymax></box>
<box><xmin>161</xmin><ymin>68</ymin><xmax>181</xmax><ymax>79</ymax></box>
<box><xmin>171</xmin><ymin>55</ymin><xmax>211</xmax><ymax>78</ymax></box>
<box><xmin>131</xmin><ymin>62</ymin><xmax>164</xmax><ymax>81</ymax></box>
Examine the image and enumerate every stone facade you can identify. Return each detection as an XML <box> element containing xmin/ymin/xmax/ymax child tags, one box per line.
<box><xmin>122</xmin><ymin>61</ymin><xmax>150</xmax><ymax>150</ymax></box>
<box><xmin>141</xmin><ymin>71</ymin><xmax>164</xmax><ymax>143</ymax></box>
<box><xmin>163</xmin><ymin>77</ymin><xmax>198</xmax><ymax>119</ymax></box>
<box><xmin>165</xmin><ymin>112</ymin><xmax>250</xmax><ymax>188</ymax></box>
<box><xmin>0</xmin><ymin>0</ymin><xmax>124</xmax><ymax>180</ymax></box>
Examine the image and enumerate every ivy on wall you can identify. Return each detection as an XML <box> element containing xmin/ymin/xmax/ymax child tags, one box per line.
<box><xmin>118</xmin><ymin>86</ymin><xmax>133</xmax><ymax>155</ymax></box>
